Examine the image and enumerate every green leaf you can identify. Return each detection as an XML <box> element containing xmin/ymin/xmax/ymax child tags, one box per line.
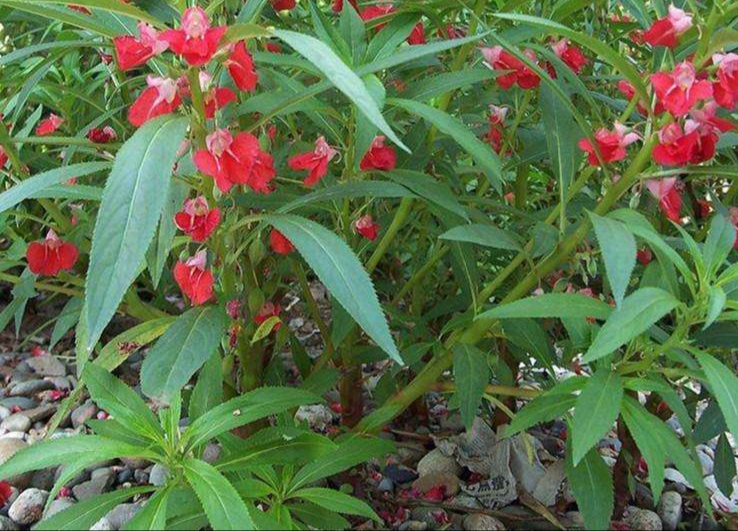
<box><xmin>0</xmin><ymin>162</ymin><xmax>109</xmax><ymax>215</ymax></box>
<box><xmin>292</xmin><ymin>488</ymin><xmax>379</xmax><ymax>521</ymax></box>
<box><xmin>265</xmin><ymin>214</ymin><xmax>400</xmax><ymax>363</ymax></box>
<box><xmin>541</xmin><ymin>83</ymin><xmax>579</xmax><ymax>211</ymax></box>
<box><xmin>404</xmin><ymin>69</ymin><xmax>497</xmax><ymax>101</ymax></box>
<box><xmin>452</xmin><ymin>344</ymin><xmax>490</xmax><ymax>430</ymax></box>
<box><xmin>440</xmin><ymin>224</ymin><xmax>522</xmax><ymax>251</ymax></box>
<box><xmin>35</xmin><ymin>486</ymin><xmax>154</xmax><ymax>531</ymax></box>
<box><xmin>477</xmin><ymin>293</ymin><xmax>613</xmax><ymax>320</ymax></box>
<box><xmin>694</xmin><ymin>351</ymin><xmax>738</xmax><ymax>446</ymax></box>
<box><xmin>83</xmin><ymin>115</ymin><xmax>188</xmax><ymax>358</ymax></box>
<box><xmin>704</xmin><ymin>286</ymin><xmax>727</xmax><ymax>330</ymax></box>
<box><xmin>222</xmin><ymin>23</ymin><xmax>272</xmax><ymax>43</ymax></box>
<box><xmin>582</xmin><ymin>288</ymin><xmax>678</xmax><ymax>363</ymax></box>
<box><xmin>183</xmin><ymin>458</ymin><xmax>255</xmax><ymax>531</ymax></box>
<box><xmin>566</xmin><ymin>443</ymin><xmax>614</xmax><ymax>531</ymax></box>
<box><xmin>589</xmin><ymin>213</ymin><xmax>636</xmax><ymax>307</ymax></box>
<box><xmin>572</xmin><ymin>370</ymin><xmax>623</xmax><ymax>465</ymax></box>
<box><xmin>140</xmin><ymin>306</ymin><xmax>228</xmax><ymax>403</ymax></box>
<box><xmin>121</xmin><ymin>487</ymin><xmax>170</xmax><ymax>530</ymax></box>
<box><xmin>364</xmin><ymin>13</ymin><xmax>418</xmax><ymax>61</ymax></box>
<box><xmin>0</xmin><ymin>436</ymin><xmax>150</xmax><ymax>481</ymax></box>
<box><xmin>621</xmin><ymin>392</ymin><xmax>666</xmax><ymax>501</ymax></box>
<box><xmin>216</xmin><ymin>433</ymin><xmax>337</xmax><ymax>472</ymax></box>
<box><xmin>273</xmin><ymin>29</ymin><xmax>406</xmax><ymax>151</ymax></box>
<box><xmin>291</xmin><ymin>502</ymin><xmax>350</xmax><ymax>530</ymax></box>
<box><xmin>183</xmin><ymin>387</ymin><xmax>321</xmax><ymax>450</ymax></box>
<box><xmin>147</xmin><ymin>179</ymin><xmax>188</xmax><ymax>289</ymax></box>
<box><xmin>251</xmin><ymin>315</ymin><xmax>282</xmax><ymax>344</ymax></box>
<box><xmin>505</xmin><ymin>394</ymin><xmax>576</xmax><ymax>437</ymax></box>
<box><xmin>49</xmin><ymin>297</ymin><xmax>83</xmax><ymax>350</ymax></box>
<box><xmin>189</xmin><ymin>353</ymin><xmax>223</xmax><ymax>422</ymax></box>
<box><xmin>95</xmin><ymin>316</ymin><xmax>176</xmax><ymax>371</ymax></box>
<box><xmin>715</xmin><ymin>433</ymin><xmax>736</xmax><ymax>497</ymax></box>
<box><xmin>4</xmin><ymin>0</ymin><xmax>161</xmax><ymax>24</ymax></box>
<box><xmin>83</xmin><ymin>363</ymin><xmax>163</xmax><ymax>441</ymax></box>
<box><xmin>289</xmin><ymin>437</ymin><xmax>393</xmax><ymax>492</ymax></box>
<box><xmin>503</xmin><ymin>319</ymin><xmax>555</xmax><ymax>375</ymax></box>
<box><xmin>703</xmin><ymin>213</ymin><xmax>736</xmax><ymax>280</ymax></box>
<box><xmin>390</xmin><ymin>98</ymin><xmax>503</xmax><ymax>192</ymax></box>
<box><xmin>386</xmin><ymin>169</ymin><xmax>469</xmax><ymax>221</ymax></box>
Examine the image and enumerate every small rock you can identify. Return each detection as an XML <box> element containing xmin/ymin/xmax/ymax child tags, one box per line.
<box><xmin>90</xmin><ymin>517</ymin><xmax>114</xmax><ymax>530</ymax></box>
<box><xmin>411</xmin><ymin>507</ymin><xmax>446</xmax><ymax>530</ymax></box>
<box><xmin>202</xmin><ymin>443</ymin><xmax>221</xmax><ymax>464</ymax></box>
<box><xmin>626</xmin><ymin>509</ymin><xmax>663</xmax><ymax>531</ymax></box>
<box><xmin>0</xmin><ymin>439</ymin><xmax>32</xmax><ymax>488</ymax></box>
<box><xmin>0</xmin><ymin>516</ymin><xmax>18</xmax><ymax>530</ymax></box>
<box><xmin>22</xmin><ymin>405</ymin><xmax>56</xmax><ymax>424</ymax></box>
<box><xmin>30</xmin><ymin>468</ymin><xmax>56</xmax><ymax>491</ymax></box>
<box><xmin>26</xmin><ymin>356</ymin><xmax>66</xmax><ymax>377</ymax></box>
<box><xmin>564</xmin><ymin>511</ymin><xmax>584</xmax><ymax>528</ymax></box>
<box><xmin>149</xmin><ymin>464</ymin><xmax>169</xmax><ymax>487</ymax></box>
<box><xmin>463</xmin><ymin>514</ymin><xmax>505</xmax><ymax>530</ymax></box>
<box><xmin>44</xmin><ymin>497</ymin><xmax>75</xmax><ymax>519</ymax></box>
<box><xmin>384</xmin><ymin>465</ymin><xmax>418</xmax><ymax>484</ymax></box>
<box><xmin>697</xmin><ymin>450</ymin><xmax>714</xmax><ymax>477</ymax></box>
<box><xmin>635</xmin><ymin>483</ymin><xmax>655</xmax><ymax>510</ymax></box>
<box><xmin>398</xmin><ymin>521</ymin><xmax>427</xmax><ymax>531</ymax></box>
<box><xmin>0</xmin><ymin>407</ymin><xmax>10</xmax><ymax>422</ymax></box>
<box><xmin>133</xmin><ymin>470</ymin><xmax>149</xmax><ymax>484</ymax></box>
<box><xmin>9</xmin><ymin>380</ymin><xmax>54</xmax><ymax>397</ymax></box>
<box><xmin>412</xmin><ymin>473</ymin><xmax>460</xmax><ymax>497</ymax></box>
<box><xmin>377</xmin><ymin>477</ymin><xmax>394</xmax><ymax>493</ymax></box>
<box><xmin>449</xmin><ymin>493</ymin><xmax>482</xmax><ymax>510</ymax></box>
<box><xmin>294</xmin><ymin>405</ymin><xmax>334</xmax><ymax>431</ymax></box>
<box><xmin>417</xmin><ymin>449</ymin><xmax>461</xmax><ymax>477</ymax></box>
<box><xmin>120</xmin><ymin>457</ymin><xmax>149</xmax><ymax>469</ymax></box>
<box><xmin>72</xmin><ymin>468</ymin><xmax>115</xmax><ymax>501</ymax></box>
<box><xmin>0</xmin><ymin>398</ymin><xmax>37</xmax><ymax>411</ymax></box>
<box><xmin>116</xmin><ymin>468</ymin><xmax>134</xmax><ymax>484</ymax></box>
<box><xmin>657</xmin><ymin>492</ymin><xmax>682</xmax><ymax>531</ymax></box>
<box><xmin>8</xmin><ymin>488</ymin><xmax>48</xmax><ymax>525</ymax></box>
<box><xmin>0</xmin><ymin>415</ymin><xmax>30</xmax><ymax>434</ymax></box>
<box><xmin>105</xmin><ymin>503</ymin><xmax>141</xmax><ymax>529</ymax></box>
<box><xmin>71</xmin><ymin>401</ymin><xmax>98</xmax><ymax>429</ymax></box>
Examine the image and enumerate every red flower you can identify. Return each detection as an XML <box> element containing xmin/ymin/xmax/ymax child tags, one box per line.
<box><xmin>486</xmin><ymin>105</ymin><xmax>508</xmax><ymax>154</ymax></box>
<box><xmin>0</xmin><ymin>146</ymin><xmax>7</xmax><ymax>169</ymax></box>
<box><xmin>254</xmin><ymin>301</ymin><xmax>282</xmax><ymax>331</ymax></box>
<box><xmin>174</xmin><ymin>196</ymin><xmax>221</xmax><ymax>242</ymax></box>
<box><xmin>288</xmin><ymin>136</ymin><xmax>338</xmax><ymax>186</ymax></box>
<box><xmin>86</xmin><ymin>126</ymin><xmax>117</xmax><ymax>144</ymax></box>
<box><xmin>713</xmin><ymin>53</ymin><xmax>738</xmax><ymax>109</ymax></box>
<box><xmin>225</xmin><ymin>41</ymin><xmax>259</xmax><ymax>92</ymax></box>
<box><xmin>265</xmin><ymin>41</ymin><xmax>282</xmax><ymax>53</ymax></box>
<box><xmin>161</xmin><ymin>7</ymin><xmax>226</xmax><ymax>66</ymax></box>
<box><xmin>551</xmin><ymin>38</ymin><xmax>588</xmax><ymax>73</ymax></box>
<box><xmin>617</xmin><ymin>80</ymin><xmax>665</xmax><ymax>115</ymax></box>
<box><xmin>652</xmin><ymin>122</ymin><xmax>700</xmax><ymax>166</ymax></box>
<box><xmin>193</xmin><ymin>129</ymin><xmax>276</xmax><ymax>193</ymax></box>
<box><xmin>360</xmin><ymin>136</ymin><xmax>397</xmax><ymax>171</ymax></box>
<box><xmin>407</xmin><ymin>22</ymin><xmax>426</xmax><ymax>45</ymax></box>
<box><xmin>651</xmin><ymin>62</ymin><xmax>713</xmax><ymax>117</ymax></box>
<box><xmin>26</xmin><ymin>230</ymin><xmax>78</xmax><ymax>276</ymax></box>
<box><xmin>128</xmin><ymin>76</ymin><xmax>182</xmax><ymax>127</ymax></box>
<box><xmin>481</xmin><ymin>46</ymin><xmax>540</xmax><ymax>90</ymax></box>
<box><xmin>270</xmin><ymin>228</ymin><xmax>294</xmax><ymax>255</ymax></box>
<box><xmin>270</xmin><ymin>0</ymin><xmax>295</xmax><ymax>10</ymax></box>
<box><xmin>0</xmin><ymin>481</ymin><xmax>11</xmax><ymax>507</ymax></box>
<box><xmin>360</xmin><ymin>3</ymin><xmax>394</xmax><ymax>29</ymax></box>
<box><xmin>173</xmin><ymin>250</ymin><xmax>214</xmax><ymax>306</ymax></box>
<box><xmin>36</xmin><ymin>114</ymin><xmax>64</xmax><ymax>136</ymax></box>
<box><xmin>577</xmin><ymin>122</ymin><xmax>639</xmax><ymax>166</ymax></box>
<box><xmin>647</xmin><ymin>178</ymin><xmax>682</xmax><ymax>222</ymax></box>
<box><xmin>204</xmin><ymin>87</ymin><xmax>237</xmax><ymax>119</ymax></box>
<box><xmin>637</xmin><ymin>248</ymin><xmax>653</xmax><ymax>265</ymax></box>
<box><xmin>113</xmin><ymin>22</ymin><xmax>168</xmax><ymax>72</ymax></box>
<box><xmin>354</xmin><ymin>215</ymin><xmax>380</xmax><ymax>241</ymax></box>
<box><xmin>642</xmin><ymin>5</ymin><xmax>692</xmax><ymax>48</ymax></box>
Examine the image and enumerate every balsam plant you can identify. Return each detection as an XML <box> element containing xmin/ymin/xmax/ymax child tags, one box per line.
<box><xmin>0</xmin><ymin>0</ymin><xmax>738</xmax><ymax>528</ymax></box>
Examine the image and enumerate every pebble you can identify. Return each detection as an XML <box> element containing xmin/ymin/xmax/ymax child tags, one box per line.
<box><xmin>202</xmin><ymin>443</ymin><xmax>221</xmax><ymax>464</ymax></box>
<box><xmin>412</xmin><ymin>473</ymin><xmax>460</xmax><ymax>496</ymax></box>
<box><xmin>0</xmin><ymin>407</ymin><xmax>9</xmax><ymax>422</ymax></box>
<box><xmin>0</xmin><ymin>439</ymin><xmax>31</xmax><ymax>488</ymax></box>
<box><xmin>657</xmin><ymin>492</ymin><xmax>682</xmax><ymax>531</ymax></box>
<box><xmin>22</xmin><ymin>405</ymin><xmax>56</xmax><ymax>424</ymax></box>
<box><xmin>377</xmin><ymin>477</ymin><xmax>394</xmax><ymax>493</ymax></box>
<box><xmin>30</xmin><ymin>468</ymin><xmax>56</xmax><ymax>491</ymax></box>
<box><xmin>0</xmin><ymin>516</ymin><xmax>18</xmax><ymax>530</ymax></box>
<box><xmin>43</xmin><ymin>497</ymin><xmax>75</xmax><ymax>519</ymax></box>
<box><xmin>463</xmin><ymin>514</ymin><xmax>506</xmax><ymax>530</ymax></box>
<box><xmin>116</xmin><ymin>467</ymin><xmax>134</xmax><ymax>484</ymax></box>
<box><xmin>26</xmin><ymin>356</ymin><xmax>66</xmax><ymax>377</ymax></box>
<box><xmin>626</xmin><ymin>508</ymin><xmax>663</xmax><ymax>531</ymax></box>
<box><xmin>0</xmin><ymin>415</ymin><xmax>30</xmax><ymax>434</ymax></box>
<box><xmin>398</xmin><ymin>521</ymin><xmax>427</xmax><ymax>531</ymax></box>
<box><xmin>90</xmin><ymin>517</ymin><xmax>114</xmax><ymax>530</ymax></box>
<box><xmin>417</xmin><ymin>449</ymin><xmax>461</xmax><ymax>477</ymax></box>
<box><xmin>105</xmin><ymin>503</ymin><xmax>141</xmax><ymax>529</ymax></box>
<box><xmin>72</xmin><ymin>468</ymin><xmax>115</xmax><ymax>501</ymax></box>
<box><xmin>133</xmin><ymin>470</ymin><xmax>149</xmax><ymax>484</ymax></box>
<box><xmin>411</xmin><ymin>507</ymin><xmax>445</xmax><ymax>530</ymax></box>
<box><xmin>71</xmin><ymin>400</ymin><xmax>98</xmax><ymax>429</ymax></box>
<box><xmin>8</xmin><ymin>488</ymin><xmax>47</xmax><ymax>525</ymax></box>
<box><xmin>149</xmin><ymin>464</ymin><xmax>169</xmax><ymax>487</ymax></box>
<box><xmin>9</xmin><ymin>380</ymin><xmax>54</xmax><ymax>397</ymax></box>
<box><xmin>384</xmin><ymin>464</ymin><xmax>418</xmax><ymax>484</ymax></box>
<box><xmin>0</xmin><ymin>398</ymin><xmax>37</xmax><ymax>411</ymax></box>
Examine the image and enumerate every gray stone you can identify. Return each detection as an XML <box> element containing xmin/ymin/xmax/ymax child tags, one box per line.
<box><xmin>71</xmin><ymin>400</ymin><xmax>98</xmax><ymax>429</ymax></box>
<box><xmin>26</xmin><ymin>356</ymin><xmax>66</xmax><ymax>377</ymax></box>
<box><xmin>120</xmin><ymin>457</ymin><xmax>149</xmax><ymax>469</ymax></box>
<box><xmin>417</xmin><ymin>449</ymin><xmax>461</xmax><ymax>477</ymax></box>
<box><xmin>657</xmin><ymin>492</ymin><xmax>682</xmax><ymax>531</ymax></box>
<box><xmin>149</xmin><ymin>464</ymin><xmax>169</xmax><ymax>487</ymax></box>
<box><xmin>202</xmin><ymin>443</ymin><xmax>221</xmax><ymax>464</ymax></box>
<box><xmin>411</xmin><ymin>507</ymin><xmax>445</xmax><ymax>530</ymax></box>
<box><xmin>398</xmin><ymin>521</ymin><xmax>428</xmax><ymax>531</ymax></box>
<box><xmin>9</xmin><ymin>380</ymin><xmax>54</xmax><ymax>397</ymax></box>
<box><xmin>43</xmin><ymin>497</ymin><xmax>75</xmax><ymax>519</ymax></box>
<box><xmin>72</xmin><ymin>468</ymin><xmax>115</xmax><ymax>501</ymax></box>
<box><xmin>564</xmin><ymin>511</ymin><xmax>584</xmax><ymax>528</ymax></box>
<box><xmin>30</xmin><ymin>468</ymin><xmax>57</xmax><ymax>491</ymax></box>
<box><xmin>0</xmin><ymin>398</ymin><xmax>37</xmax><ymax>411</ymax></box>
<box><xmin>0</xmin><ymin>439</ymin><xmax>31</xmax><ymax>488</ymax></box>
<box><xmin>54</xmin><ymin>465</ymin><xmax>88</xmax><ymax>489</ymax></box>
<box><xmin>22</xmin><ymin>405</ymin><xmax>56</xmax><ymax>423</ymax></box>
<box><xmin>0</xmin><ymin>407</ymin><xmax>9</xmax><ymax>422</ymax></box>
<box><xmin>8</xmin><ymin>488</ymin><xmax>47</xmax><ymax>525</ymax></box>
<box><xmin>377</xmin><ymin>477</ymin><xmax>394</xmax><ymax>492</ymax></box>
<box><xmin>90</xmin><ymin>517</ymin><xmax>114</xmax><ymax>530</ymax></box>
<box><xmin>133</xmin><ymin>470</ymin><xmax>149</xmax><ymax>484</ymax></box>
<box><xmin>0</xmin><ymin>516</ymin><xmax>18</xmax><ymax>530</ymax></box>
<box><xmin>105</xmin><ymin>503</ymin><xmax>141</xmax><ymax>529</ymax></box>
<box><xmin>449</xmin><ymin>494</ymin><xmax>482</xmax><ymax>510</ymax></box>
<box><xmin>0</xmin><ymin>415</ymin><xmax>30</xmax><ymax>434</ymax></box>
<box><xmin>463</xmin><ymin>514</ymin><xmax>506</xmax><ymax>530</ymax></box>
<box><xmin>627</xmin><ymin>509</ymin><xmax>663</xmax><ymax>531</ymax></box>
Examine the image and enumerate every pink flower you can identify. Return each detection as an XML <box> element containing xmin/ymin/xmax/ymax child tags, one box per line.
<box><xmin>36</xmin><ymin>114</ymin><xmax>64</xmax><ymax>136</ymax></box>
<box><xmin>651</xmin><ymin>62</ymin><xmax>713</xmax><ymax>117</ymax></box>
<box><xmin>551</xmin><ymin>38</ymin><xmax>588</xmax><ymax>73</ymax></box>
<box><xmin>481</xmin><ymin>46</ymin><xmax>540</xmax><ymax>90</ymax></box>
<box><xmin>577</xmin><ymin>122</ymin><xmax>639</xmax><ymax>166</ymax></box>
<box><xmin>161</xmin><ymin>7</ymin><xmax>226</xmax><ymax>66</ymax></box>
<box><xmin>407</xmin><ymin>22</ymin><xmax>426</xmax><ymax>45</ymax></box>
<box><xmin>354</xmin><ymin>215</ymin><xmax>380</xmax><ymax>241</ymax></box>
<box><xmin>653</xmin><ymin>122</ymin><xmax>700</xmax><ymax>166</ymax></box>
<box><xmin>113</xmin><ymin>22</ymin><xmax>168</xmax><ymax>71</ymax></box>
<box><xmin>288</xmin><ymin>136</ymin><xmax>338</xmax><ymax>186</ymax></box>
<box><xmin>173</xmin><ymin>250</ymin><xmax>214</xmax><ymax>306</ymax></box>
<box><xmin>642</xmin><ymin>5</ymin><xmax>692</xmax><ymax>48</ymax></box>
<box><xmin>225</xmin><ymin>41</ymin><xmax>259</xmax><ymax>92</ymax></box>
<box><xmin>713</xmin><ymin>53</ymin><xmax>738</xmax><ymax>109</ymax></box>
<box><xmin>646</xmin><ymin>178</ymin><xmax>682</xmax><ymax>222</ymax></box>
<box><xmin>174</xmin><ymin>196</ymin><xmax>221</xmax><ymax>242</ymax></box>
<box><xmin>128</xmin><ymin>76</ymin><xmax>182</xmax><ymax>127</ymax></box>
<box><xmin>360</xmin><ymin>136</ymin><xmax>397</xmax><ymax>171</ymax></box>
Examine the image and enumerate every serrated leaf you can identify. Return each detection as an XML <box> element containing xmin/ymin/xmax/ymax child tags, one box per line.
<box><xmin>49</xmin><ymin>297</ymin><xmax>83</xmax><ymax>350</ymax></box>
<box><xmin>440</xmin><ymin>223</ymin><xmax>522</xmax><ymax>251</ymax></box>
<box><xmin>83</xmin><ymin>115</ymin><xmax>188</xmax><ymax>358</ymax></box>
<box><xmin>452</xmin><ymin>344</ymin><xmax>490</xmax><ymax>430</ymax></box>
<box><xmin>703</xmin><ymin>213</ymin><xmax>736</xmax><ymax>280</ymax></box>
<box><xmin>572</xmin><ymin>370</ymin><xmax>622</xmax><ymax>465</ymax></box>
<box><xmin>621</xmin><ymin>392</ymin><xmax>666</xmax><ymax>501</ymax></box>
<box><xmin>589</xmin><ymin>213</ymin><xmax>636</xmax><ymax>307</ymax></box>
<box><xmin>704</xmin><ymin>286</ymin><xmax>727</xmax><ymax>330</ymax></box>
<box><xmin>216</xmin><ymin>433</ymin><xmax>336</xmax><ymax>471</ymax></box>
<box><xmin>583</xmin><ymin>288</ymin><xmax>678</xmax><ymax>363</ymax></box>
<box><xmin>565</xmin><ymin>443</ymin><xmax>613</xmax><ymax>531</ymax></box>
<box><xmin>121</xmin><ymin>487</ymin><xmax>170</xmax><ymax>530</ymax></box>
<box><xmin>265</xmin><ymin>214</ymin><xmax>400</xmax><ymax>363</ymax></box>
<box><xmin>542</xmin><ymin>83</ymin><xmax>579</xmax><ymax>213</ymax></box>
<box><xmin>477</xmin><ymin>293</ymin><xmax>613</xmax><ymax>321</ymax></box>
<box><xmin>189</xmin><ymin>353</ymin><xmax>223</xmax><ymax>421</ymax></box>
<box><xmin>292</xmin><ymin>488</ymin><xmax>380</xmax><ymax>521</ymax></box>
<box><xmin>505</xmin><ymin>394</ymin><xmax>576</xmax><ymax>438</ymax></box>
<box><xmin>715</xmin><ymin>433</ymin><xmax>736</xmax><ymax>497</ymax></box>
<box><xmin>141</xmin><ymin>306</ymin><xmax>228</xmax><ymax>403</ymax></box>
<box><xmin>695</xmin><ymin>351</ymin><xmax>738</xmax><ymax>447</ymax></box>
